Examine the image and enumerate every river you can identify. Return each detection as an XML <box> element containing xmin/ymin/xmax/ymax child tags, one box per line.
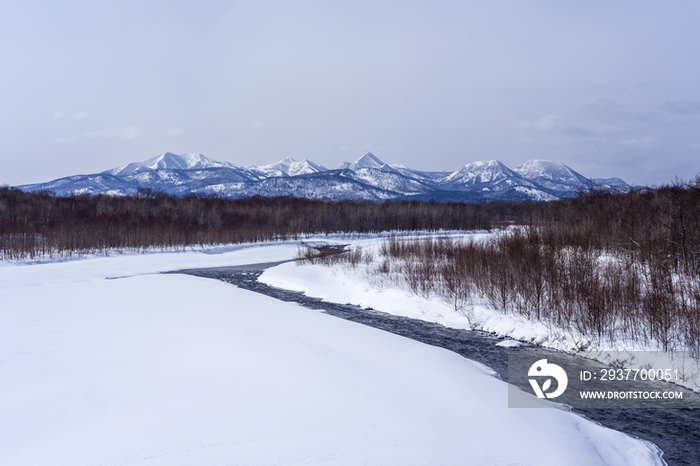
<box><xmin>171</xmin><ymin>261</ymin><xmax>700</xmax><ymax>465</ymax></box>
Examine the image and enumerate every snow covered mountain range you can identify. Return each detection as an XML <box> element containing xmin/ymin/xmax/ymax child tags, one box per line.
<box><xmin>18</xmin><ymin>152</ymin><xmax>630</xmax><ymax>202</ymax></box>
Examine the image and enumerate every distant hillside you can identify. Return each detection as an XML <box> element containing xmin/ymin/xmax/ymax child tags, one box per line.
<box><xmin>18</xmin><ymin>152</ymin><xmax>630</xmax><ymax>202</ymax></box>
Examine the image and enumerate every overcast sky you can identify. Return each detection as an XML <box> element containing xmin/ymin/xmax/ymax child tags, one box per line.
<box><xmin>2</xmin><ymin>1</ymin><xmax>699</xmax><ymax>186</ymax></box>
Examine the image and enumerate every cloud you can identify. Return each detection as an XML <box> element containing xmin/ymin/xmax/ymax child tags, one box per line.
<box><xmin>168</xmin><ymin>128</ymin><xmax>182</xmax><ymax>136</ymax></box>
<box><xmin>53</xmin><ymin>126</ymin><xmax>143</xmax><ymax>144</ymax></box>
<box><xmin>71</xmin><ymin>110</ymin><xmax>90</xmax><ymax>119</ymax></box>
<box><xmin>82</xmin><ymin>126</ymin><xmax>143</xmax><ymax>140</ymax></box>
<box><xmin>514</xmin><ymin>114</ymin><xmax>561</xmax><ymax>131</ymax></box>
<box><xmin>579</xmin><ymin>100</ymin><xmax>657</xmax><ymax>124</ymax></box>
<box><xmin>55</xmin><ymin>110</ymin><xmax>90</xmax><ymax>119</ymax></box>
<box><xmin>618</xmin><ymin>136</ymin><xmax>653</xmax><ymax>147</ymax></box>
<box><xmin>662</xmin><ymin>101</ymin><xmax>700</xmax><ymax>115</ymax></box>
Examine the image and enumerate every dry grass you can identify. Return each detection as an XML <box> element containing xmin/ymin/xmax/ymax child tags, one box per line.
<box><xmin>315</xmin><ymin>231</ymin><xmax>700</xmax><ymax>355</ymax></box>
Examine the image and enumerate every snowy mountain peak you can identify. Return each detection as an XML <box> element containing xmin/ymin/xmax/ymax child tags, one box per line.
<box><xmin>445</xmin><ymin>160</ymin><xmax>515</xmax><ymax>184</ymax></box>
<box><xmin>22</xmin><ymin>151</ymin><xmax>630</xmax><ymax>202</ymax></box>
<box><xmin>513</xmin><ymin>160</ymin><xmax>585</xmax><ymax>183</ymax></box>
<box><xmin>346</xmin><ymin>152</ymin><xmax>385</xmax><ymax>169</ymax></box>
<box><xmin>254</xmin><ymin>158</ymin><xmax>326</xmax><ymax>177</ymax></box>
<box><xmin>514</xmin><ymin>159</ymin><xmax>561</xmax><ymax>173</ymax></box>
<box><xmin>292</xmin><ymin>159</ymin><xmax>326</xmax><ymax>176</ymax></box>
<box><xmin>352</xmin><ymin>152</ymin><xmax>385</xmax><ymax>168</ymax></box>
<box><xmin>345</xmin><ymin>152</ymin><xmax>400</xmax><ymax>174</ymax></box>
<box><xmin>256</xmin><ymin>157</ymin><xmax>297</xmax><ymax>170</ymax></box>
<box><xmin>333</xmin><ymin>152</ymin><xmax>393</xmax><ymax>172</ymax></box>
<box><xmin>103</xmin><ymin>152</ymin><xmax>234</xmax><ymax>176</ymax></box>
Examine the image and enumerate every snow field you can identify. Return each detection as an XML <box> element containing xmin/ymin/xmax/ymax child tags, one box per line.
<box><xmin>260</xmin><ymin>233</ymin><xmax>700</xmax><ymax>392</ymax></box>
<box><xmin>0</xmin><ymin>241</ymin><xmax>664</xmax><ymax>465</ymax></box>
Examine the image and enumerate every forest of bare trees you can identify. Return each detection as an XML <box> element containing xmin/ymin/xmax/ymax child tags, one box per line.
<box><xmin>0</xmin><ymin>187</ymin><xmax>498</xmax><ymax>260</ymax></box>
<box><xmin>5</xmin><ymin>182</ymin><xmax>700</xmax><ymax>354</ymax></box>
<box><xmin>302</xmin><ymin>181</ymin><xmax>700</xmax><ymax>355</ymax></box>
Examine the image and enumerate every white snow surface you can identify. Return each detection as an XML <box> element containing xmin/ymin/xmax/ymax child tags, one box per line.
<box><xmin>513</xmin><ymin>160</ymin><xmax>583</xmax><ymax>183</ymax></box>
<box><xmin>104</xmin><ymin>152</ymin><xmax>237</xmax><ymax>176</ymax></box>
<box><xmin>253</xmin><ymin>157</ymin><xmax>326</xmax><ymax>177</ymax></box>
<box><xmin>443</xmin><ymin>160</ymin><xmax>513</xmax><ymax>183</ymax></box>
<box><xmin>496</xmin><ymin>340</ymin><xmax>525</xmax><ymax>348</ymax></box>
<box><xmin>260</xmin><ymin>233</ymin><xmax>700</xmax><ymax>393</ymax></box>
<box><xmin>349</xmin><ymin>152</ymin><xmax>385</xmax><ymax>168</ymax></box>
<box><xmin>1</xmin><ymin>238</ymin><xmax>664</xmax><ymax>465</ymax></box>
<box><xmin>23</xmin><ymin>151</ymin><xmax>631</xmax><ymax>200</ymax></box>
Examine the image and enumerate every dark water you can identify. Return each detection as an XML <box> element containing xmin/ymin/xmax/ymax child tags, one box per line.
<box><xmin>171</xmin><ymin>262</ymin><xmax>700</xmax><ymax>466</ymax></box>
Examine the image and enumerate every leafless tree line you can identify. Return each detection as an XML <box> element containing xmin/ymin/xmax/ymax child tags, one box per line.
<box><xmin>312</xmin><ymin>231</ymin><xmax>700</xmax><ymax>356</ymax></box>
<box><xmin>7</xmin><ymin>179</ymin><xmax>700</xmax><ymax>355</ymax></box>
<box><xmin>0</xmin><ymin>187</ymin><xmax>494</xmax><ymax>260</ymax></box>
<box><xmin>306</xmin><ymin>181</ymin><xmax>700</xmax><ymax>356</ymax></box>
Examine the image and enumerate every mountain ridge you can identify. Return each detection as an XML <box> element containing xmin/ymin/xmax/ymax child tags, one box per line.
<box><xmin>18</xmin><ymin>152</ymin><xmax>630</xmax><ymax>202</ymax></box>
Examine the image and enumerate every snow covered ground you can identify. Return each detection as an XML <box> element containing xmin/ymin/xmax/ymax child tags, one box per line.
<box><xmin>259</xmin><ymin>233</ymin><xmax>700</xmax><ymax>393</ymax></box>
<box><xmin>1</xmin><ymin>239</ymin><xmax>665</xmax><ymax>465</ymax></box>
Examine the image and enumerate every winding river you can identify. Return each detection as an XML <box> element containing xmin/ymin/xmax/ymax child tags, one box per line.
<box><xmin>172</xmin><ymin>260</ymin><xmax>700</xmax><ymax>466</ymax></box>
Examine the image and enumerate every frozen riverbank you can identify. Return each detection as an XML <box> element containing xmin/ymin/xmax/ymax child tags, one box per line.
<box><xmin>259</xmin><ymin>233</ymin><xmax>700</xmax><ymax>394</ymax></box>
<box><xmin>1</xmin><ymin>240</ymin><xmax>665</xmax><ymax>465</ymax></box>
<box><xmin>194</xmin><ymin>265</ymin><xmax>699</xmax><ymax>465</ymax></box>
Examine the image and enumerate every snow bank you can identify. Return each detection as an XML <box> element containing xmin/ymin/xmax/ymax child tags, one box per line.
<box><xmin>1</xmin><ymin>243</ymin><xmax>663</xmax><ymax>465</ymax></box>
<box><xmin>260</xmin><ymin>233</ymin><xmax>700</xmax><ymax>392</ymax></box>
